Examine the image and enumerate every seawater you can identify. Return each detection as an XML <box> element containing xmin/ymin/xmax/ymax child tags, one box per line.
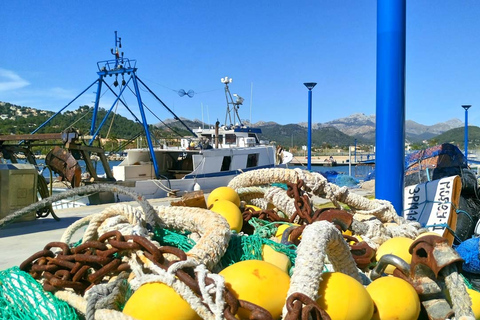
<box><xmin>27</xmin><ymin>160</ymin><xmax>372</xmax><ymax>180</ymax></box>
<box><xmin>33</xmin><ymin>159</ymin><xmax>122</xmax><ymax>178</ymax></box>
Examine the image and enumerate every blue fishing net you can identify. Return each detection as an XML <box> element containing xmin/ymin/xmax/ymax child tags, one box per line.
<box><xmin>455</xmin><ymin>237</ymin><xmax>480</xmax><ymax>274</ymax></box>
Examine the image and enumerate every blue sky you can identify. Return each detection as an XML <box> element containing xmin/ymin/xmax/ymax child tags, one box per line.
<box><xmin>1</xmin><ymin>1</ymin><xmax>480</xmax><ymax>127</ymax></box>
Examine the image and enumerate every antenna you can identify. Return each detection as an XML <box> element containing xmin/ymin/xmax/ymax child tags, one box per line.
<box><xmin>207</xmin><ymin>105</ymin><xmax>210</xmax><ymax>128</ymax></box>
<box><xmin>250</xmin><ymin>82</ymin><xmax>253</xmax><ymax>125</ymax></box>
<box><xmin>221</xmin><ymin>76</ymin><xmax>243</xmax><ymax>126</ymax></box>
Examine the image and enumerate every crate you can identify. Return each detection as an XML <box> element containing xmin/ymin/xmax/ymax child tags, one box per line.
<box><xmin>0</xmin><ymin>163</ymin><xmax>38</xmax><ymax>222</ymax></box>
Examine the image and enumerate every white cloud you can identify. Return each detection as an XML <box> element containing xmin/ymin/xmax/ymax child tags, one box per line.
<box><xmin>0</xmin><ymin>68</ymin><xmax>30</xmax><ymax>91</ymax></box>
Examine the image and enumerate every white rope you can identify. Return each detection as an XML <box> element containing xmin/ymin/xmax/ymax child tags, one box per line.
<box><xmin>152</xmin><ymin>179</ymin><xmax>175</xmax><ymax>193</ymax></box>
<box><xmin>195</xmin><ymin>264</ymin><xmax>226</xmax><ymax>320</ymax></box>
<box><xmin>155</xmin><ymin>206</ymin><xmax>231</xmax><ymax>270</ymax></box>
<box><xmin>129</xmin><ymin>252</ymin><xmax>215</xmax><ymax>320</ymax></box>
<box><xmin>249</xmin><ymin>198</ymin><xmax>269</xmax><ymax>210</ymax></box>
<box><xmin>263</xmin><ymin>187</ymin><xmax>297</xmax><ymax>218</ymax></box>
<box><xmin>81</xmin><ymin>204</ymin><xmax>149</xmax><ymax>243</ymax></box>
<box><xmin>282</xmin><ymin>220</ymin><xmax>361</xmax><ymax>318</ymax></box>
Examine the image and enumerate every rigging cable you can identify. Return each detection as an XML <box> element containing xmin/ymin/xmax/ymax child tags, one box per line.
<box><xmin>124</xmin><ymin>84</ymin><xmax>186</xmax><ymax>138</ymax></box>
<box><xmin>139</xmin><ymin>76</ymin><xmax>222</xmax><ymax>97</ymax></box>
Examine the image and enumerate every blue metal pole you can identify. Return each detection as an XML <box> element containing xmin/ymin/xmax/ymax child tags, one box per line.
<box><xmin>89</xmin><ymin>77</ymin><xmax>132</xmax><ymax>145</ymax></box>
<box><xmin>307</xmin><ymin>89</ymin><xmax>313</xmax><ymax>170</ymax></box>
<box><xmin>30</xmin><ymin>79</ymin><xmax>98</xmax><ymax>135</ymax></box>
<box><xmin>131</xmin><ymin>72</ymin><xmax>161</xmax><ymax>179</ymax></box>
<box><xmin>303</xmin><ymin>82</ymin><xmax>316</xmax><ymax>170</ymax></box>
<box><xmin>376</xmin><ymin>0</ymin><xmax>406</xmax><ymax>215</ymax></box>
<box><xmin>462</xmin><ymin>105</ymin><xmax>471</xmax><ymax>159</ymax></box>
<box><xmin>90</xmin><ymin>75</ymin><xmax>104</xmax><ymax>135</ymax></box>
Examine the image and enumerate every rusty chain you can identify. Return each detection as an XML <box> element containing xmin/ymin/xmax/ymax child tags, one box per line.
<box><xmin>20</xmin><ymin>230</ymin><xmax>186</xmax><ymax>295</ymax></box>
<box><xmin>20</xmin><ymin>230</ymin><xmax>274</xmax><ymax>319</ymax></box>
<box><xmin>284</xmin><ymin>292</ymin><xmax>331</xmax><ymax>320</ymax></box>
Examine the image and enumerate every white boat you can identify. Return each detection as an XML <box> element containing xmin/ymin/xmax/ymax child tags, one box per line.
<box><xmin>113</xmin><ymin>77</ymin><xmax>292</xmax><ymax>200</ymax></box>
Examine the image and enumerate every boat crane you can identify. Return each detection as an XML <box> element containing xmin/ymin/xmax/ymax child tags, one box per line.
<box><xmin>27</xmin><ymin>31</ymin><xmax>195</xmax><ymax>180</ymax></box>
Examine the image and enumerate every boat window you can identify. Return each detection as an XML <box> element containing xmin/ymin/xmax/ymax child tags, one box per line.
<box><xmin>216</xmin><ymin>135</ymin><xmax>223</xmax><ymax>144</ymax></box>
<box><xmin>225</xmin><ymin>134</ymin><xmax>236</xmax><ymax>144</ymax></box>
<box><xmin>221</xmin><ymin>156</ymin><xmax>231</xmax><ymax>171</ymax></box>
<box><xmin>248</xmin><ymin>133</ymin><xmax>260</xmax><ymax>144</ymax></box>
<box><xmin>247</xmin><ymin>153</ymin><xmax>259</xmax><ymax>168</ymax></box>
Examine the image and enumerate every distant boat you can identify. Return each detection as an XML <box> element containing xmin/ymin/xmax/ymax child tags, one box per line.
<box><xmin>113</xmin><ymin>77</ymin><xmax>292</xmax><ymax>200</ymax></box>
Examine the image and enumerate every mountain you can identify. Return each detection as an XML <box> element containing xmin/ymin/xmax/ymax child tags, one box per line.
<box><xmin>297</xmin><ymin>113</ymin><xmax>463</xmax><ymax>143</ymax></box>
<box><xmin>156</xmin><ymin>112</ymin><xmax>468</xmax><ymax>147</ymax></box>
<box><xmin>0</xmin><ymin>101</ymin><xmax>469</xmax><ymax>149</ymax></box>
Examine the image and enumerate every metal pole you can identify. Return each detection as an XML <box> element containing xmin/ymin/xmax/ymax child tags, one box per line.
<box><xmin>354</xmin><ymin>138</ymin><xmax>357</xmax><ymax>163</ymax></box>
<box><xmin>307</xmin><ymin>89</ymin><xmax>312</xmax><ymax>170</ymax></box>
<box><xmin>376</xmin><ymin>0</ymin><xmax>406</xmax><ymax>215</ymax></box>
<box><xmin>131</xmin><ymin>72</ymin><xmax>161</xmax><ymax>179</ymax></box>
<box><xmin>349</xmin><ymin>146</ymin><xmax>352</xmax><ymax>176</ymax></box>
<box><xmin>462</xmin><ymin>105</ymin><xmax>471</xmax><ymax>159</ymax></box>
<box><xmin>304</xmin><ymin>82</ymin><xmax>317</xmax><ymax>171</ymax></box>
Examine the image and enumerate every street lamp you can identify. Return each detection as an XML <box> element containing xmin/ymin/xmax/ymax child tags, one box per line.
<box><xmin>462</xmin><ymin>105</ymin><xmax>472</xmax><ymax>160</ymax></box>
<box><xmin>304</xmin><ymin>82</ymin><xmax>317</xmax><ymax>170</ymax></box>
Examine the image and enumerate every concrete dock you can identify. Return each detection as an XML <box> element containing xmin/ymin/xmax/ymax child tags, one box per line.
<box><xmin>0</xmin><ymin>197</ymin><xmax>174</xmax><ymax>270</ymax></box>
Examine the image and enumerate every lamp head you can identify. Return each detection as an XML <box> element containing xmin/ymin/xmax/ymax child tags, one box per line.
<box><xmin>304</xmin><ymin>82</ymin><xmax>317</xmax><ymax>90</ymax></box>
<box><xmin>462</xmin><ymin>105</ymin><xmax>472</xmax><ymax>111</ymax></box>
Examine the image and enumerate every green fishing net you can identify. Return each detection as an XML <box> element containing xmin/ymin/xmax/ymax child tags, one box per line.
<box><xmin>0</xmin><ymin>267</ymin><xmax>79</xmax><ymax>320</ymax></box>
<box><xmin>153</xmin><ymin>218</ymin><xmax>297</xmax><ymax>273</ymax></box>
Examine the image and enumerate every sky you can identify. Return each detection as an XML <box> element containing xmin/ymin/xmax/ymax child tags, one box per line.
<box><xmin>1</xmin><ymin>1</ymin><xmax>480</xmax><ymax>128</ymax></box>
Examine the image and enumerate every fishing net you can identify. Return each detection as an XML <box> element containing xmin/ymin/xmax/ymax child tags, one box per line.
<box><xmin>219</xmin><ymin>218</ymin><xmax>297</xmax><ymax>272</ymax></box>
<box><xmin>405</xmin><ymin>143</ymin><xmax>467</xmax><ymax>173</ymax></box>
<box><xmin>153</xmin><ymin>227</ymin><xmax>195</xmax><ymax>252</ymax></box>
<box><xmin>0</xmin><ymin>267</ymin><xmax>79</xmax><ymax>320</ymax></box>
<box><xmin>153</xmin><ymin>220</ymin><xmax>297</xmax><ymax>273</ymax></box>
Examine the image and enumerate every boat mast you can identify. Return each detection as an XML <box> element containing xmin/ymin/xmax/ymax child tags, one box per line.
<box><xmin>221</xmin><ymin>77</ymin><xmax>244</xmax><ymax>126</ymax></box>
<box><xmin>93</xmin><ymin>32</ymin><xmax>161</xmax><ymax>178</ymax></box>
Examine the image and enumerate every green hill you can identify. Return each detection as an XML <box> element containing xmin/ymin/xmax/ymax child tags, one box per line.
<box><xmin>428</xmin><ymin>126</ymin><xmax>480</xmax><ymax>149</ymax></box>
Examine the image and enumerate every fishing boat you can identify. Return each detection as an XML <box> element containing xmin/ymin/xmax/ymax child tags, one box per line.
<box><xmin>113</xmin><ymin>76</ymin><xmax>292</xmax><ymax>200</ymax></box>
<box><xmin>0</xmin><ymin>32</ymin><xmax>292</xmax><ymax>210</ymax></box>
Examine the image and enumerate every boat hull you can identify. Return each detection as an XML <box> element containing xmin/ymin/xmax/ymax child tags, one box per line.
<box><xmin>116</xmin><ymin>164</ymin><xmax>282</xmax><ymax>201</ymax></box>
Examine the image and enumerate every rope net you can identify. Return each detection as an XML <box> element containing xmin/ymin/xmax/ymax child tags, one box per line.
<box><xmin>0</xmin><ymin>267</ymin><xmax>79</xmax><ymax>320</ymax></box>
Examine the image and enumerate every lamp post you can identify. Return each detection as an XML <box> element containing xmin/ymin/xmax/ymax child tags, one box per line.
<box><xmin>354</xmin><ymin>138</ymin><xmax>357</xmax><ymax>163</ymax></box>
<box><xmin>304</xmin><ymin>82</ymin><xmax>317</xmax><ymax>170</ymax></box>
<box><xmin>462</xmin><ymin>105</ymin><xmax>472</xmax><ymax>160</ymax></box>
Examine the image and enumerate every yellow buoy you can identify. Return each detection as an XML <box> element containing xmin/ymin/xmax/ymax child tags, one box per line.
<box><xmin>415</xmin><ymin>231</ymin><xmax>443</xmax><ymax>239</ymax></box>
<box><xmin>207</xmin><ymin>186</ymin><xmax>240</xmax><ymax>207</ymax></box>
<box><xmin>467</xmin><ymin>288</ymin><xmax>480</xmax><ymax>319</ymax></box>
<box><xmin>316</xmin><ymin>272</ymin><xmax>374</xmax><ymax>320</ymax></box>
<box><xmin>261</xmin><ymin>244</ymin><xmax>291</xmax><ymax>273</ymax></box>
<box><xmin>123</xmin><ymin>282</ymin><xmax>201</xmax><ymax>320</ymax></box>
<box><xmin>210</xmin><ymin>199</ymin><xmax>243</xmax><ymax>232</ymax></box>
<box><xmin>245</xmin><ymin>204</ymin><xmax>262</xmax><ymax>211</ymax></box>
<box><xmin>366</xmin><ymin>276</ymin><xmax>420</xmax><ymax>320</ymax></box>
<box><xmin>219</xmin><ymin>260</ymin><xmax>290</xmax><ymax>319</ymax></box>
<box><xmin>274</xmin><ymin>224</ymin><xmax>300</xmax><ymax>241</ymax></box>
<box><xmin>376</xmin><ymin>237</ymin><xmax>414</xmax><ymax>274</ymax></box>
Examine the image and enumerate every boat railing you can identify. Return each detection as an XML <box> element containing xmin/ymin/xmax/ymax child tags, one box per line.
<box><xmin>97</xmin><ymin>57</ymin><xmax>137</xmax><ymax>73</ymax></box>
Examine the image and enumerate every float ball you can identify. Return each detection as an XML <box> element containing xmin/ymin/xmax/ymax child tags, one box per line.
<box><xmin>376</xmin><ymin>237</ymin><xmax>414</xmax><ymax>274</ymax></box>
<box><xmin>207</xmin><ymin>186</ymin><xmax>240</xmax><ymax>207</ymax></box>
<box><xmin>316</xmin><ymin>272</ymin><xmax>374</xmax><ymax>320</ymax></box>
<box><xmin>219</xmin><ymin>260</ymin><xmax>290</xmax><ymax>319</ymax></box>
<box><xmin>123</xmin><ymin>282</ymin><xmax>201</xmax><ymax>320</ymax></box>
<box><xmin>366</xmin><ymin>276</ymin><xmax>420</xmax><ymax>320</ymax></box>
<box><xmin>210</xmin><ymin>199</ymin><xmax>243</xmax><ymax>232</ymax></box>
